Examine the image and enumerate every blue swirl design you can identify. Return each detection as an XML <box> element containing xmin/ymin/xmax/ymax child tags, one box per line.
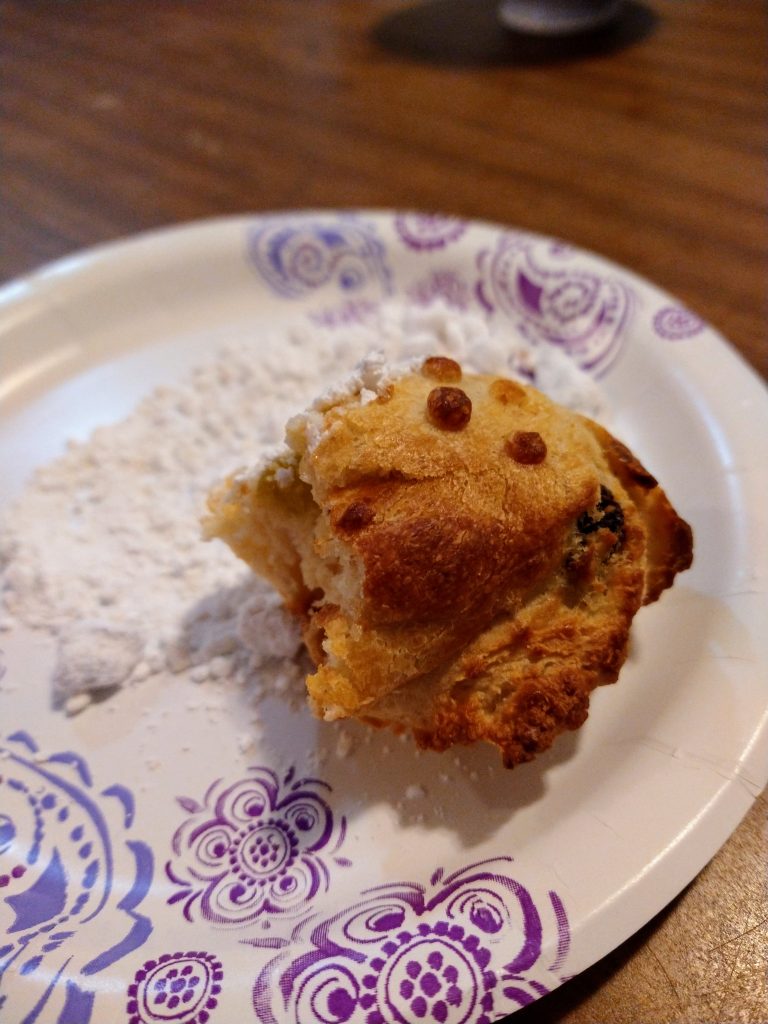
<box><xmin>250</xmin><ymin>857</ymin><xmax>570</xmax><ymax>1023</ymax></box>
<box><xmin>246</xmin><ymin>216</ymin><xmax>392</xmax><ymax>300</ymax></box>
<box><xmin>0</xmin><ymin>730</ymin><xmax>153</xmax><ymax>1023</ymax></box>
<box><xmin>166</xmin><ymin>766</ymin><xmax>349</xmax><ymax>929</ymax></box>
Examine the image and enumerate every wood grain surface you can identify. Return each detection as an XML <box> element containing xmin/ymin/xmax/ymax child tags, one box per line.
<box><xmin>2</xmin><ymin>1</ymin><xmax>766</xmax><ymax>1021</ymax></box>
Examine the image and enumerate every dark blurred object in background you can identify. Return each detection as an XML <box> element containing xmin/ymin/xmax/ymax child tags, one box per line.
<box><xmin>498</xmin><ymin>0</ymin><xmax>625</xmax><ymax>37</ymax></box>
<box><xmin>374</xmin><ymin>0</ymin><xmax>657</xmax><ymax>66</ymax></box>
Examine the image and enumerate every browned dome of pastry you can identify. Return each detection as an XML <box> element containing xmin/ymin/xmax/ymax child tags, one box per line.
<box><xmin>205</xmin><ymin>359</ymin><xmax>693</xmax><ymax>766</ymax></box>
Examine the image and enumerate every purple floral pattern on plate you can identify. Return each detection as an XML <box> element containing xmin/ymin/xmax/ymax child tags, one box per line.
<box><xmin>166</xmin><ymin>766</ymin><xmax>349</xmax><ymax>929</ymax></box>
<box><xmin>0</xmin><ymin>730</ymin><xmax>153</xmax><ymax>1023</ymax></box>
<box><xmin>407</xmin><ymin>270</ymin><xmax>472</xmax><ymax>311</ymax></box>
<box><xmin>308</xmin><ymin>299</ymin><xmax>381</xmax><ymax>329</ymax></box>
<box><xmin>126</xmin><ymin>950</ymin><xmax>223</xmax><ymax>1024</ymax></box>
<box><xmin>477</xmin><ymin>234</ymin><xmax>632</xmax><ymax>376</ymax></box>
<box><xmin>250</xmin><ymin>857</ymin><xmax>570</xmax><ymax>1023</ymax></box>
<box><xmin>247</xmin><ymin>215</ymin><xmax>391</xmax><ymax>300</ymax></box>
<box><xmin>653</xmin><ymin>305</ymin><xmax>705</xmax><ymax>340</ymax></box>
<box><xmin>395</xmin><ymin>214</ymin><xmax>467</xmax><ymax>251</ymax></box>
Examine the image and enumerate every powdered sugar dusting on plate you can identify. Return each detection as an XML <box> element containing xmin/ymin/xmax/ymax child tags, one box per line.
<box><xmin>0</xmin><ymin>301</ymin><xmax>605</xmax><ymax>706</ymax></box>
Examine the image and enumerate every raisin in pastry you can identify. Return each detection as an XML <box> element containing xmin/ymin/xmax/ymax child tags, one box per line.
<box><xmin>205</xmin><ymin>359</ymin><xmax>693</xmax><ymax>766</ymax></box>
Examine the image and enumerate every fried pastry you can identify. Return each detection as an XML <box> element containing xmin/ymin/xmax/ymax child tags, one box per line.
<box><xmin>205</xmin><ymin>356</ymin><xmax>693</xmax><ymax>766</ymax></box>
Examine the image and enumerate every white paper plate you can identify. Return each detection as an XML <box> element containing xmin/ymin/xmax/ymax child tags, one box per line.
<box><xmin>1</xmin><ymin>211</ymin><xmax>766</xmax><ymax>1024</ymax></box>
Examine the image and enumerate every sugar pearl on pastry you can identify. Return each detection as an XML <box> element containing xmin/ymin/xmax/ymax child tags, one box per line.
<box><xmin>421</xmin><ymin>355</ymin><xmax>463</xmax><ymax>383</ymax></box>
<box><xmin>426</xmin><ymin>386</ymin><xmax>472</xmax><ymax>430</ymax></box>
<box><xmin>506</xmin><ymin>430</ymin><xmax>547</xmax><ymax>464</ymax></box>
<box><xmin>490</xmin><ymin>378</ymin><xmax>526</xmax><ymax>405</ymax></box>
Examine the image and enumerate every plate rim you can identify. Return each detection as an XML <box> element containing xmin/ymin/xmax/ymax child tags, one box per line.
<box><xmin>1</xmin><ymin>208</ymin><xmax>766</xmax><ymax>1018</ymax></box>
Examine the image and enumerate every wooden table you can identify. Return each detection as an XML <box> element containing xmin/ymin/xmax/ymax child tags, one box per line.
<box><xmin>2</xmin><ymin>2</ymin><xmax>766</xmax><ymax>1020</ymax></box>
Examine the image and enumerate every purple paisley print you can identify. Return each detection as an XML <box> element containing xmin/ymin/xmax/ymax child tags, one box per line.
<box><xmin>407</xmin><ymin>270</ymin><xmax>472</xmax><ymax>310</ymax></box>
<box><xmin>308</xmin><ymin>299</ymin><xmax>380</xmax><ymax>329</ymax></box>
<box><xmin>251</xmin><ymin>857</ymin><xmax>570</xmax><ymax>1023</ymax></box>
<box><xmin>0</xmin><ymin>730</ymin><xmax>153</xmax><ymax>1023</ymax></box>
<box><xmin>126</xmin><ymin>950</ymin><xmax>223</xmax><ymax>1024</ymax></box>
<box><xmin>653</xmin><ymin>305</ymin><xmax>705</xmax><ymax>339</ymax></box>
<box><xmin>247</xmin><ymin>216</ymin><xmax>391</xmax><ymax>300</ymax></box>
<box><xmin>395</xmin><ymin>214</ymin><xmax>467</xmax><ymax>251</ymax></box>
<box><xmin>477</xmin><ymin>234</ymin><xmax>632</xmax><ymax>375</ymax></box>
<box><xmin>166</xmin><ymin>767</ymin><xmax>348</xmax><ymax>928</ymax></box>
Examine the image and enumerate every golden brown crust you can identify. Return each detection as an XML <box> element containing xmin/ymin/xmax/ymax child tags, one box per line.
<box><xmin>358</xmin><ymin>516</ymin><xmax>553</xmax><ymax>625</ymax></box>
<box><xmin>586</xmin><ymin>421</ymin><xmax>694</xmax><ymax>604</ymax></box>
<box><xmin>205</xmin><ymin>362</ymin><xmax>693</xmax><ymax>765</ymax></box>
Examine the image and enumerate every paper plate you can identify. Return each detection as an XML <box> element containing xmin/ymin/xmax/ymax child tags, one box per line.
<box><xmin>1</xmin><ymin>211</ymin><xmax>766</xmax><ymax>1023</ymax></box>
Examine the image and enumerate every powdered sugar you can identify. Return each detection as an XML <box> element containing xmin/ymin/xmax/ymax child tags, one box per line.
<box><xmin>283</xmin><ymin>350</ymin><xmax>420</xmax><ymax>457</ymax></box>
<box><xmin>0</xmin><ymin>301</ymin><xmax>605</xmax><ymax>707</ymax></box>
<box><xmin>237</xmin><ymin>587</ymin><xmax>303</xmax><ymax>662</ymax></box>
